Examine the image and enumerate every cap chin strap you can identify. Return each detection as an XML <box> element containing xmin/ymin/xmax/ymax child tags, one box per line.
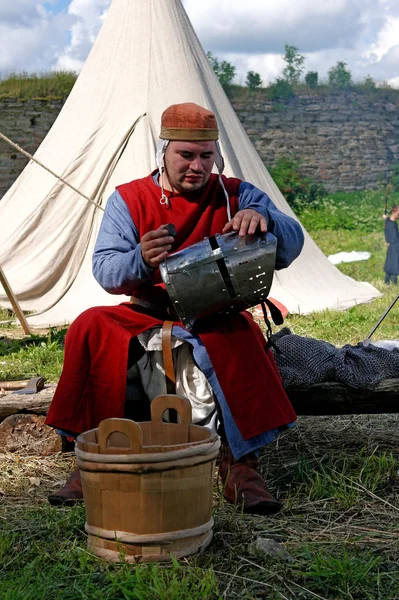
<box><xmin>215</xmin><ymin>141</ymin><xmax>231</xmax><ymax>222</ymax></box>
<box><xmin>156</xmin><ymin>139</ymin><xmax>170</xmax><ymax>207</ymax></box>
<box><xmin>155</xmin><ymin>139</ymin><xmax>231</xmax><ymax>221</ymax></box>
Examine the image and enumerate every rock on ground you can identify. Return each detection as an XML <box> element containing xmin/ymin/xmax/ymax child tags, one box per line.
<box><xmin>0</xmin><ymin>413</ymin><xmax>61</xmax><ymax>455</ymax></box>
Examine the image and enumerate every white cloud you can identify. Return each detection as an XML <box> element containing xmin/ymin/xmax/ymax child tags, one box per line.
<box><xmin>0</xmin><ymin>2</ymin><xmax>74</xmax><ymax>74</ymax></box>
<box><xmin>0</xmin><ymin>0</ymin><xmax>109</xmax><ymax>75</ymax></box>
<box><xmin>53</xmin><ymin>0</ymin><xmax>110</xmax><ymax>71</ymax></box>
<box><xmin>0</xmin><ymin>1</ymin><xmax>46</xmax><ymax>26</ymax></box>
<box><xmin>182</xmin><ymin>0</ymin><xmax>399</xmax><ymax>86</ymax></box>
<box><xmin>183</xmin><ymin>0</ymin><xmax>378</xmax><ymax>54</ymax></box>
<box><xmin>0</xmin><ymin>0</ymin><xmax>399</xmax><ymax>88</ymax></box>
<box><xmin>367</xmin><ymin>15</ymin><xmax>399</xmax><ymax>60</ymax></box>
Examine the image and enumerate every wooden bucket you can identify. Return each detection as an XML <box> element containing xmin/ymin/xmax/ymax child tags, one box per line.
<box><xmin>75</xmin><ymin>394</ymin><xmax>220</xmax><ymax>563</ymax></box>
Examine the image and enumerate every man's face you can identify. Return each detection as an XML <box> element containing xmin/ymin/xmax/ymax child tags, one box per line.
<box><xmin>163</xmin><ymin>140</ymin><xmax>216</xmax><ymax>193</ymax></box>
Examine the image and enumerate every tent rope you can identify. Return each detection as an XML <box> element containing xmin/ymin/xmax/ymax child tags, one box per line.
<box><xmin>0</xmin><ymin>131</ymin><xmax>104</xmax><ymax>212</ymax></box>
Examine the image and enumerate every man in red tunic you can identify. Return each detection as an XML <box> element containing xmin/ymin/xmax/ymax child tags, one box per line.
<box><xmin>46</xmin><ymin>102</ymin><xmax>304</xmax><ymax>513</ymax></box>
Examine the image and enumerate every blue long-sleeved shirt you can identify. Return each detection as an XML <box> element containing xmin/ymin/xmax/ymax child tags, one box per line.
<box><xmin>93</xmin><ymin>176</ymin><xmax>304</xmax><ymax>295</ymax></box>
<box><xmin>91</xmin><ymin>175</ymin><xmax>304</xmax><ymax>458</ymax></box>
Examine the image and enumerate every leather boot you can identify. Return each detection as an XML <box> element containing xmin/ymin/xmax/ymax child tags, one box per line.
<box><xmin>218</xmin><ymin>447</ymin><xmax>282</xmax><ymax>515</ymax></box>
<box><xmin>48</xmin><ymin>468</ymin><xmax>83</xmax><ymax>506</ymax></box>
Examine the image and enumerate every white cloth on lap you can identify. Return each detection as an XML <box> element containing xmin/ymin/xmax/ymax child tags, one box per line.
<box><xmin>127</xmin><ymin>327</ymin><xmax>216</xmax><ymax>425</ymax></box>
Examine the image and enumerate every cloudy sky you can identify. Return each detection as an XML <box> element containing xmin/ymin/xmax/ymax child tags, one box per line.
<box><xmin>1</xmin><ymin>0</ymin><xmax>399</xmax><ymax>86</ymax></box>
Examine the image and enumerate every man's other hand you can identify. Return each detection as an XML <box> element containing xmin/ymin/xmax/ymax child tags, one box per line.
<box><xmin>222</xmin><ymin>209</ymin><xmax>267</xmax><ymax>237</ymax></box>
<box><xmin>141</xmin><ymin>225</ymin><xmax>175</xmax><ymax>268</ymax></box>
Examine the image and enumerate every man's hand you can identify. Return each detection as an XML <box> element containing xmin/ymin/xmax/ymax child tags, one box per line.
<box><xmin>222</xmin><ymin>209</ymin><xmax>267</xmax><ymax>237</ymax></box>
<box><xmin>141</xmin><ymin>225</ymin><xmax>175</xmax><ymax>269</ymax></box>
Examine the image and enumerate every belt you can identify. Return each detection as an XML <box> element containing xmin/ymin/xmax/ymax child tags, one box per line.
<box><xmin>130</xmin><ymin>296</ymin><xmax>179</xmax><ymax>321</ymax></box>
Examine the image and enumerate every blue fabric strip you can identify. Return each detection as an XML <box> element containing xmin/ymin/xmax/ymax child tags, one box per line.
<box><xmin>172</xmin><ymin>325</ymin><xmax>294</xmax><ymax>459</ymax></box>
<box><xmin>57</xmin><ymin>324</ymin><xmax>294</xmax><ymax>459</ymax></box>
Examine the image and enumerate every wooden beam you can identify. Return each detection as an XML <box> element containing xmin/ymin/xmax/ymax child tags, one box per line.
<box><xmin>0</xmin><ymin>387</ymin><xmax>55</xmax><ymax>419</ymax></box>
<box><xmin>0</xmin><ymin>266</ymin><xmax>31</xmax><ymax>335</ymax></box>
<box><xmin>1</xmin><ymin>379</ymin><xmax>398</xmax><ymax>424</ymax></box>
<box><xmin>287</xmin><ymin>378</ymin><xmax>399</xmax><ymax>415</ymax></box>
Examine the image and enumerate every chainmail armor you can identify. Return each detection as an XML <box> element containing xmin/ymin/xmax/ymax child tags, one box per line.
<box><xmin>270</xmin><ymin>328</ymin><xmax>399</xmax><ymax>388</ymax></box>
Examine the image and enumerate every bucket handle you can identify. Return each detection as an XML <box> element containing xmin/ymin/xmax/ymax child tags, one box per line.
<box><xmin>150</xmin><ymin>394</ymin><xmax>192</xmax><ymax>426</ymax></box>
<box><xmin>98</xmin><ymin>418</ymin><xmax>142</xmax><ymax>454</ymax></box>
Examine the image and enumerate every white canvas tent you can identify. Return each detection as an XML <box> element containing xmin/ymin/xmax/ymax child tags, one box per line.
<box><xmin>0</xmin><ymin>0</ymin><xmax>380</xmax><ymax>327</ymax></box>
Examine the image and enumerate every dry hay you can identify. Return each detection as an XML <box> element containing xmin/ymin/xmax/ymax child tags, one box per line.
<box><xmin>203</xmin><ymin>413</ymin><xmax>399</xmax><ymax>597</ymax></box>
<box><xmin>0</xmin><ymin>451</ymin><xmax>76</xmax><ymax>507</ymax></box>
<box><xmin>1</xmin><ymin>413</ymin><xmax>398</xmax><ymax>598</ymax></box>
<box><xmin>2</xmin><ymin>411</ymin><xmax>397</xmax><ymax>515</ymax></box>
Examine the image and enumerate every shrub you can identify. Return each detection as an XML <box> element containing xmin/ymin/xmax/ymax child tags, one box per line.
<box><xmin>362</xmin><ymin>75</ymin><xmax>376</xmax><ymax>90</ymax></box>
<box><xmin>298</xmin><ymin>189</ymin><xmax>386</xmax><ymax>232</ymax></box>
<box><xmin>245</xmin><ymin>70</ymin><xmax>262</xmax><ymax>90</ymax></box>
<box><xmin>206</xmin><ymin>51</ymin><xmax>236</xmax><ymax>89</ymax></box>
<box><xmin>328</xmin><ymin>61</ymin><xmax>352</xmax><ymax>89</ymax></box>
<box><xmin>305</xmin><ymin>71</ymin><xmax>318</xmax><ymax>89</ymax></box>
<box><xmin>269</xmin><ymin>78</ymin><xmax>295</xmax><ymax>101</ymax></box>
<box><xmin>269</xmin><ymin>156</ymin><xmax>326</xmax><ymax>207</ymax></box>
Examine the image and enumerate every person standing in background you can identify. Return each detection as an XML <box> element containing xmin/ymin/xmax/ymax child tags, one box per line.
<box><xmin>383</xmin><ymin>205</ymin><xmax>399</xmax><ymax>285</ymax></box>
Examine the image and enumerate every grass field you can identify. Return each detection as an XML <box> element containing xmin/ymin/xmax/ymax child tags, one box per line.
<box><xmin>0</xmin><ymin>71</ymin><xmax>77</xmax><ymax>100</ymax></box>
<box><xmin>2</xmin><ymin>72</ymin><xmax>399</xmax><ymax>103</ymax></box>
<box><xmin>1</xmin><ymin>189</ymin><xmax>399</xmax><ymax>599</ymax></box>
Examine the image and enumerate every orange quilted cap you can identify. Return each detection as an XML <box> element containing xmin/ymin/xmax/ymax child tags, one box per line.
<box><xmin>160</xmin><ymin>102</ymin><xmax>219</xmax><ymax>141</ymax></box>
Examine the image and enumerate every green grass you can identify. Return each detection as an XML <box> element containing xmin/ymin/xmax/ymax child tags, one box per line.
<box><xmin>2</xmin><ymin>72</ymin><xmax>399</xmax><ymax>104</ymax></box>
<box><xmin>291</xmin><ymin>449</ymin><xmax>397</xmax><ymax>509</ymax></box>
<box><xmin>279</xmin><ymin>188</ymin><xmax>399</xmax><ymax>344</ymax></box>
<box><xmin>0</xmin><ymin>506</ymin><xmax>219</xmax><ymax>599</ymax></box>
<box><xmin>282</xmin><ymin>286</ymin><xmax>399</xmax><ymax>346</ymax></box>
<box><xmin>0</xmin><ymin>328</ymin><xmax>67</xmax><ymax>382</ymax></box>
<box><xmin>2</xmin><ymin>431</ymin><xmax>398</xmax><ymax>599</ymax></box>
<box><xmin>297</xmin><ymin>189</ymin><xmax>397</xmax><ymax>233</ymax></box>
<box><xmin>1</xmin><ymin>188</ymin><xmax>399</xmax><ymax>599</ymax></box>
<box><xmin>0</xmin><ymin>71</ymin><xmax>77</xmax><ymax>100</ymax></box>
<box><xmin>293</xmin><ymin>546</ymin><xmax>398</xmax><ymax>600</ymax></box>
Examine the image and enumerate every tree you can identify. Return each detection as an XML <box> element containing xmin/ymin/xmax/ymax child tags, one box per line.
<box><xmin>282</xmin><ymin>44</ymin><xmax>305</xmax><ymax>84</ymax></box>
<box><xmin>328</xmin><ymin>61</ymin><xmax>352</xmax><ymax>89</ymax></box>
<box><xmin>246</xmin><ymin>70</ymin><xmax>262</xmax><ymax>90</ymax></box>
<box><xmin>363</xmin><ymin>75</ymin><xmax>376</xmax><ymax>90</ymax></box>
<box><xmin>305</xmin><ymin>71</ymin><xmax>318</xmax><ymax>89</ymax></box>
<box><xmin>206</xmin><ymin>51</ymin><xmax>236</xmax><ymax>89</ymax></box>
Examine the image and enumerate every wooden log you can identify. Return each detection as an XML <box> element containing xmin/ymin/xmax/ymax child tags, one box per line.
<box><xmin>1</xmin><ymin>378</ymin><xmax>398</xmax><ymax>424</ymax></box>
<box><xmin>287</xmin><ymin>378</ymin><xmax>399</xmax><ymax>415</ymax></box>
<box><xmin>0</xmin><ymin>387</ymin><xmax>55</xmax><ymax>419</ymax></box>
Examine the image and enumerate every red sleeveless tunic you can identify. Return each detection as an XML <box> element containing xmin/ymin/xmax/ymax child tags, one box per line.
<box><xmin>46</xmin><ymin>173</ymin><xmax>296</xmax><ymax>440</ymax></box>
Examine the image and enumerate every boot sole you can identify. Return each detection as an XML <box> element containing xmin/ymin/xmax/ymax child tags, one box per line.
<box><xmin>48</xmin><ymin>494</ymin><xmax>84</xmax><ymax>507</ymax></box>
<box><xmin>224</xmin><ymin>496</ymin><xmax>282</xmax><ymax>515</ymax></box>
<box><xmin>243</xmin><ymin>501</ymin><xmax>282</xmax><ymax>515</ymax></box>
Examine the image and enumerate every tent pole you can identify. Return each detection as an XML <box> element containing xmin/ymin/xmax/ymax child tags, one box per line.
<box><xmin>0</xmin><ymin>267</ymin><xmax>31</xmax><ymax>335</ymax></box>
<box><xmin>0</xmin><ymin>131</ymin><xmax>104</xmax><ymax>211</ymax></box>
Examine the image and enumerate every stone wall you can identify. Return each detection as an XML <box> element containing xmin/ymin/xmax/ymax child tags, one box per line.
<box><xmin>1</xmin><ymin>92</ymin><xmax>399</xmax><ymax>198</ymax></box>
<box><xmin>232</xmin><ymin>92</ymin><xmax>399</xmax><ymax>192</ymax></box>
<box><xmin>0</xmin><ymin>98</ymin><xmax>64</xmax><ymax>199</ymax></box>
